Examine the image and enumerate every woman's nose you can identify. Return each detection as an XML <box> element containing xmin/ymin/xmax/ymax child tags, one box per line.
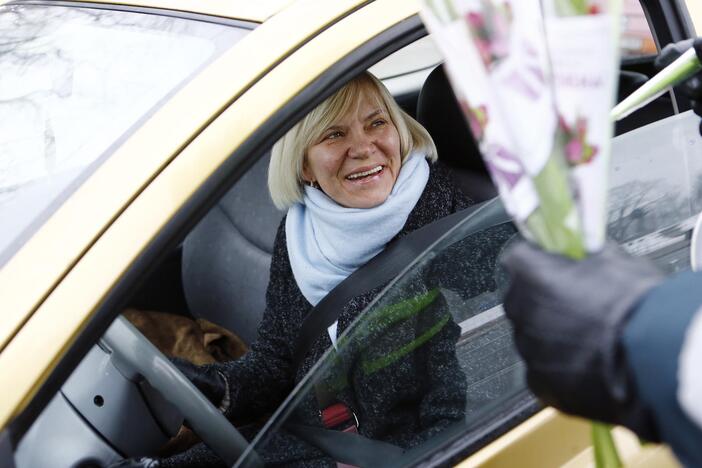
<box><xmin>347</xmin><ymin>131</ymin><xmax>374</xmax><ymax>158</ymax></box>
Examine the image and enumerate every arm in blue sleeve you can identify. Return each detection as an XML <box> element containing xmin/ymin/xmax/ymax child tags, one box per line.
<box><xmin>622</xmin><ymin>270</ymin><xmax>702</xmax><ymax>466</ymax></box>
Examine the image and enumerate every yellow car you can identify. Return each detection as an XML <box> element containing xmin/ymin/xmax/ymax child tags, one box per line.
<box><xmin>0</xmin><ymin>0</ymin><xmax>700</xmax><ymax>466</ymax></box>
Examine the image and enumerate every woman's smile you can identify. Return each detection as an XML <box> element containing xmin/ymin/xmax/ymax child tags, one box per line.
<box><xmin>343</xmin><ymin>164</ymin><xmax>390</xmax><ymax>189</ymax></box>
<box><xmin>345</xmin><ymin>164</ymin><xmax>384</xmax><ymax>181</ymax></box>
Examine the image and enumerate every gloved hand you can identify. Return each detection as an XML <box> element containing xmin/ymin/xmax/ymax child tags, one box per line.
<box><xmin>655</xmin><ymin>37</ymin><xmax>702</xmax><ymax>135</ymax></box>
<box><xmin>107</xmin><ymin>457</ymin><xmax>160</xmax><ymax>468</ymax></box>
<box><xmin>171</xmin><ymin>357</ymin><xmax>229</xmax><ymax>412</ymax></box>
<box><xmin>501</xmin><ymin>241</ymin><xmax>664</xmax><ymax>440</ymax></box>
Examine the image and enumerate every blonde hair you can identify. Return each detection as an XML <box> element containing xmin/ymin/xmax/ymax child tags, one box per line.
<box><xmin>268</xmin><ymin>72</ymin><xmax>437</xmax><ymax>209</ymax></box>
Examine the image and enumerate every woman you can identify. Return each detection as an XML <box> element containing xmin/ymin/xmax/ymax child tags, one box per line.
<box><xmin>116</xmin><ymin>72</ymin><xmax>508</xmax><ymax>467</ymax></box>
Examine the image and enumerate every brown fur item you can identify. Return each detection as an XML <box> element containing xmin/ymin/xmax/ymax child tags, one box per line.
<box><xmin>122</xmin><ymin>308</ymin><xmax>247</xmax><ymax>365</ymax></box>
<box><xmin>122</xmin><ymin>308</ymin><xmax>248</xmax><ymax>456</ymax></box>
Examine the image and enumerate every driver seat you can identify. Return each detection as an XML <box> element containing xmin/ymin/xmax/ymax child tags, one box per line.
<box><xmin>181</xmin><ymin>153</ymin><xmax>284</xmax><ymax>345</ymax></box>
<box><xmin>416</xmin><ymin>65</ymin><xmax>497</xmax><ymax>202</ymax></box>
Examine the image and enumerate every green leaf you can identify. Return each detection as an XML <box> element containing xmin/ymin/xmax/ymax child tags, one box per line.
<box><xmin>554</xmin><ymin>0</ymin><xmax>589</xmax><ymax>16</ymax></box>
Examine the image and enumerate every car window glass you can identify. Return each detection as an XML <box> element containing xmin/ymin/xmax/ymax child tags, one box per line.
<box><xmin>238</xmin><ymin>202</ymin><xmax>528</xmax><ymax>466</ymax></box>
<box><xmin>370</xmin><ymin>35</ymin><xmax>441</xmax><ymax>97</ymax></box>
<box><xmin>0</xmin><ymin>5</ymin><xmax>247</xmax><ymax>267</ymax></box>
<box><xmin>609</xmin><ymin>110</ymin><xmax>701</xmax><ymax>273</ymax></box>
<box><xmin>621</xmin><ymin>0</ymin><xmax>657</xmax><ymax>58</ymax></box>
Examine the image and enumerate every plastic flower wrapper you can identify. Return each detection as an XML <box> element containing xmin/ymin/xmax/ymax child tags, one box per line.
<box><xmin>419</xmin><ymin>0</ymin><xmax>585</xmax><ymax>259</ymax></box>
<box><xmin>542</xmin><ymin>2</ymin><xmax>623</xmax><ymax>462</ymax></box>
<box><xmin>542</xmin><ymin>0</ymin><xmax>622</xmax><ymax>252</ymax></box>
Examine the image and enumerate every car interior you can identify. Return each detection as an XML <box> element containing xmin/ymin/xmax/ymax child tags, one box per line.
<box><xmin>13</xmin><ymin>7</ymin><xmax>693</xmax><ymax>466</ymax></box>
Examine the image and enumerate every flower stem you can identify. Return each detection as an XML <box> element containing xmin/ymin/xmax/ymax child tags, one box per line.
<box><xmin>592</xmin><ymin>423</ymin><xmax>622</xmax><ymax>468</ymax></box>
<box><xmin>528</xmin><ymin>151</ymin><xmax>585</xmax><ymax>260</ymax></box>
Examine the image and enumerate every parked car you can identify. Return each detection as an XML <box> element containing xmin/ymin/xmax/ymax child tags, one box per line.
<box><xmin>0</xmin><ymin>0</ymin><xmax>699</xmax><ymax>466</ymax></box>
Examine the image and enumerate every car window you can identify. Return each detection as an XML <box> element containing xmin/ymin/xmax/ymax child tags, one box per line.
<box><xmin>369</xmin><ymin>36</ymin><xmax>442</xmax><ymax>97</ymax></box>
<box><xmin>609</xmin><ymin>110</ymin><xmax>701</xmax><ymax>273</ymax></box>
<box><xmin>621</xmin><ymin>0</ymin><xmax>657</xmax><ymax>58</ymax></box>
<box><xmin>238</xmin><ymin>202</ymin><xmax>525</xmax><ymax>466</ymax></box>
<box><xmin>0</xmin><ymin>5</ymin><xmax>248</xmax><ymax>267</ymax></box>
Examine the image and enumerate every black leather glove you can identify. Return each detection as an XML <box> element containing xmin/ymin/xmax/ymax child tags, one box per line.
<box><xmin>108</xmin><ymin>457</ymin><xmax>160</xmax><ymax>468</ymax></box>
<box><xmin>655</xmin><ymin>37</ymin><xmax>702</xmax><ymax>135</ymax></box>
<box><xmin>501</xmin><ymin>241</ymin><xmax>664</xmax><ymax>440</ymax></box>
<box><xmin>170</xmin><ymin>357</ymin><xmax>229</xmax><ymax>412</ymax></box>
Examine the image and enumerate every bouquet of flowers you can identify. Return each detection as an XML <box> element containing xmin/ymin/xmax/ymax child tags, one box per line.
<box><xmin>420</xmin><ymin>0</ymin><xmax>622</xmax><ymax>465</ymax></box>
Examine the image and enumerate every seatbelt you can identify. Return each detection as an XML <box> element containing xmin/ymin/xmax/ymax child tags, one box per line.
<box><xmin>286</xmin><ymin>423</ymin><xmax>404</xmax><ymax>466</ymax></box>
<box><xmin>291</xmin><ymin>198</ymin><xmax>509</xmax><ymax>370</ymax></box>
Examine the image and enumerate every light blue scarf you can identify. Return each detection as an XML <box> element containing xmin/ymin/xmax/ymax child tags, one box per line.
<box><xmin>285</xmin><ymin>151</ymin><xmax>430</xmax><ymax>311</ymax></box>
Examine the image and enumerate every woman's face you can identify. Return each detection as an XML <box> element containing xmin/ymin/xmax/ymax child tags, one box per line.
<box><xmin>303</xmin><ymin>89</ymin><xmax>402</xmax><ymax>209</ymax></box>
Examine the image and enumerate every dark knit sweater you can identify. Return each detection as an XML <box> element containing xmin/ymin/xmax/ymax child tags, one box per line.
<box><xmin>162</xmin><ymin>163</ymin><xmax>512</xmax><ymax>467</ymax></box>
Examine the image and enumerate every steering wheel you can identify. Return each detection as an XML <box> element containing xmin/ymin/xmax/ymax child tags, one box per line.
<box><xmin>101</xmin><ymin>316</ymin><xmax>260</xmax><ymax>466</ymax></box>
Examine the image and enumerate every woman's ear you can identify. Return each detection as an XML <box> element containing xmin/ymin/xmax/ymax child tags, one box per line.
<box><xmin>301</xmin><ymin>157</ymin><xmax>313</xmax><ymax>183</ymax></box>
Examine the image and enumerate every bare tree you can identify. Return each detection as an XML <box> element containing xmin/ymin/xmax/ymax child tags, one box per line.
<box><xmin>607</xmin><ymin>179</ymin><xmax>660</xmax><ymax>241</ymax></box>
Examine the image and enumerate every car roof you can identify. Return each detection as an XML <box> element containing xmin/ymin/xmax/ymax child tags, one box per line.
<box><xmin>1</xmin><ymin>0</ymin><xmax>295</xmax><ymax>22</ymax></box>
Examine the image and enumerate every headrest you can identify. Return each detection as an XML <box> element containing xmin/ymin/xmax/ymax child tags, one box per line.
<box><xmin>416</xmin><ymin>65</ymin><xmax>489</xmax><ymax>176</ymax></box>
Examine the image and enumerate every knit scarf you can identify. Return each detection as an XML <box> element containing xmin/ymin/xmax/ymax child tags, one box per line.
<box><xmin>286</xmin><ymin>152</ymin><xmax>430</xmax><ymax>310</ymax></box>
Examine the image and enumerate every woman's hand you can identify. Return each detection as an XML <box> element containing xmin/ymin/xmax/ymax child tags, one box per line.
<box><xmin>170</xmin><ymin>357</ymin><xmax>229</xmax><ymax>412</ymax></box>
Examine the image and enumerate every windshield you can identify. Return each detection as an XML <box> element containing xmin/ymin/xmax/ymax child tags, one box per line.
<box><xmin>0</xmin><ymin>5</ymin><xmax>248</xmax><ymax>266</ymax></box>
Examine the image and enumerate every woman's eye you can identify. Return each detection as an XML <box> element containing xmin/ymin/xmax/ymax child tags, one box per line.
<box><xmin>371</xmin><ymin>119</ymin><xmax>386</xmax><ymax>128</ymax></box>
<box><xmin>324</xmin><ymin>131</ymin><xmax>343</xmax><ymax>141</ymax></box>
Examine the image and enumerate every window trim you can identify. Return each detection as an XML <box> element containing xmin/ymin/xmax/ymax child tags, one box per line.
<box><xmin>3</xmin><ymin>0</ymin><xmax>258</xmax><ymax>28</ymax></box>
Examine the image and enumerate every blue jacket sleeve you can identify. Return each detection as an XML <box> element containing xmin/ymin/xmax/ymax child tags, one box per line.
<box><xmin>622</xmin><ymin>270</ymin><xmax>702</xmax><ymax>467</ymax></box>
